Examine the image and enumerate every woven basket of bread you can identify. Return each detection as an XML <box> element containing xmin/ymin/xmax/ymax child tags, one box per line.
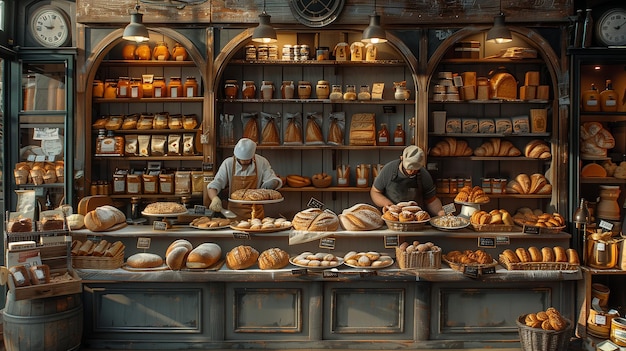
<box><xmin>72</xmin><ymin>250</ymin><xmax>124</xmax><ymax>269</ymax></box>
<box><xmin>498</xmin><ymin>255</ymin><xmax>578</xmax><ymax>271</ymax></box>
<box><xmin>471</xmin><ymin>223</ymin><xmax>517</xmax><ymax>232</ymax></box>
<box><xmin>516</xmin><ymin>315</ymin><xmax>572</xmax><ymax>351</ymax></box>
<box><xmin>385</xmin><ymin>219</ymin><xmax>428</xmax><ymax>232</ymax></box>
<box><xmin>395</xmin><ymin>246</ymin><xmax>441</xmax><ymax>269</ymax></box>
<box><xmin>443</xmin><ymin>249</ymin><xmax>497</xmax><ymax>272</ymax></box>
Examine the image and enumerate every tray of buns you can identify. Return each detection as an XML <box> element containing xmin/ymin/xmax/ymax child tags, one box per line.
<box><xmin>230</xmin><ymin>218</ymin><xmax>292</xmax><ymax>233</ymax></box>
<box><xmin>189</xmin><ymin>217</ymin><xmax>234</xmax><ymax>230</ymax></box>
<box><xmin>229</xmin><ymin>225</ymin><xmax>291</xmax><ymax>233</ymax></box>
<box><xmin>289</xmin><ymin>257</ymin><xmax>343</xmax><ymax>270</ymax></box>
<box><xmin>498</xmin><ymin>247</ymin><xmax>580</xmax><ymax>271</ymax></box>
<box><xmin>471</xmin><ymin>223</ymin><xmax>517</xmax><ymax>232</ymax></box>
<box><xmin>443</xmin><ymin>250</ymin><xmax>497</xmax><ymax>272</ymax></box>
<box><xmin>290</xmin><ymin>252</ymin><xmax>343</xmax><ymax>269</ymax></box>
<box><xmin>429</xmin><ymin>215</ymin><xmax>470</xmax><ymax>231</ymax></box>
<box><xmin>383</xmin><ymin>219</ymin><xmax>429</xmax><ymax>232</ymax></box>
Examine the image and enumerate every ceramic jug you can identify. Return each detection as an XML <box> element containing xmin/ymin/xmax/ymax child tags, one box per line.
<box><xmin>333</xmin><ymin>42</ymin><xmax>349</xmax><ymax>61</ymax></box>
<box><xmin>350</xmin><ymin>42</ymin><xmax>364</xmax><ymax>61</ymax></box>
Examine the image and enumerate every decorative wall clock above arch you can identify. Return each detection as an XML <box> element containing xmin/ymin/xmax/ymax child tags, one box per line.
<box><xmin>288</xmin><ymin>0</ymin><xmax>345</xmax><ymax>28</ymax></box>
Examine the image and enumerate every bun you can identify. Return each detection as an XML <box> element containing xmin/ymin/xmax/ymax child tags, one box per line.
<box><xmin>126</xmin><ymin>253</ymin><xmax>164</xmax><ymax>268</ymax></box>
<box><xmin>339</xmin><ymin>203</ymin><xmax>384</xmax><ymax>231</ymax></box>
<box><xmin>166</xmin><ymin>246</ymin><xmax>190</xmax><ymax>270</ymax></box>
<box><xmin>541</xmin><ymin>247</ymin><xmax>555</xmax><ymax>262</ymax></box>
<box><xmin>226</xmin><ymin>245</ymin><xmax>259</xmax><ymax>270</ymax></box>
<box><xmin>258</xmin><ymin>248</ymin><xmax>290</xmax><ymax>270</ymax></box>
<box><xmin>553</xmin><ymin>246</ymin><xmax>567</xmax><ymax>262</ymax></box>
<box><xmin>502</xmin><ymin>249</ymin><xmax>519</xmax><ymax>263</ymax></box>
<box><xmin>515</xmin><ymin>248</ymin><xmax>531</xmax><ymax>263</ymax></box>
<box><xmin>528</xmin><ymin>246</ymin><xmax>542</xmax><ymax>262</ymax></box>
<box><xmin>566</xmin><ymin>248</ymin><xmax>580</xmax><ymax>265</ymax></box>
<box><xmin>186</xmin><ymin>243</ymin><xmax>222</xmax><ymax>269</ymax></box>
<box><xmin>66</xmin><ymin>214</ymin><xmax>85</xmax><ymax>230</ymax></box>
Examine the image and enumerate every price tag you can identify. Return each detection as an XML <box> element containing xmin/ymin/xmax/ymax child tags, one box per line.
<box><xmin>442</xmin><ymin>203</ymin><xmax>456</xmax><ymax>215</ymax></box>
<box><xmin>463</xmin><ymin>265</ymin><xmax>480</xmax><ymax>279</ymax></box>
<box><xmin>319</xmin><ymin>237</ymin><xmax>336</xmax><ymax>250</ymax></box>
<box><xmin>307</xmin><ymin>197</ymin><xmax>324</xmax><ymax>209</ymax></box>
<box><xmin>495</xmin><ymin>236</ymin><xmax>510</xmax><ymax>245</ymax></box>
<box><xmin>482</xmin><ymin>266</ymin><xmax>496</xmax><ymax>275</ymax></box>
<box><xmin>291</xmin><ymin>268</ymin><xmax>307</xmax><ymax>276</ymax></box>
<box><xmin>599</xmin><ymin>219</ymin><xmax>614</xmax><ymax>231</ymax></box>
<box><xmin>193</xmin><ymin>205</ymin><xmax>206</xmax><ymax>214</ymax></box>
<box><xmin>522</xmin><ymin>225</ymin><xmax>540</xmax><ymax>235</ymax></box>
<box><xmin>478</xmin><ymin>237</ymin><xmax>496</xmax><ymax>248</ymax></box>
<box><xmin>594</xmin><ymin>314</ymin><xmax>607</xmax><ymax>325</ymax></box>
<box><xmin>232</xmin><ymin>231</ymin><xmax>251</xmax><ymax>240</ymax></box>
<box><xmin>384</xmin><ymin>235</ymin><xmax>399</xmax><ymax>248</ymax></box>
<box><xmin>137</xmin><ymin>237</ymin><xmax>151</xmax><ymax>250</ymax></box>
<box><xmin>203</xmin><ymin>176</ymin><xmax>214</xmax><ymax>183</ymax></box>
<box><xmin>382</xmin><ymin>105</ymin><xmax>396</xmax><ymax>114</ymax></box>
<box><xmin>202</xmin><ymin>162</ymin><xmax>213</xmax><ymax>171</ymax></box>
<box><xmin>153</xmin><ymin>221</ymin><xmax>168</xmax><ymax>231</ymax></box>
<box><xmin>322</xmin><ymin>270</ymin><xmax>339</xmax><ymax>278</ymax></box>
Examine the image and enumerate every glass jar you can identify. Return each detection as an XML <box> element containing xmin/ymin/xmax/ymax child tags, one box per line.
<box><xmin>104</xmin><ymin>79</ymin><xmax>118</xmax><ymax>99</ymax></box>
<box><xmin>242</xmin><ymin>80</ymin><xmax>256</xmax><ymax>99</ymax></box>
<box><xmin>316</xmin><ymin>80</ymin><xmax>330</xmax><ymax>99</ymax></box>
<box><xmin>142</xmin><ymin>77</ymin><xmax>154</xmax><ymax>98</ymax></box>
<box><xmin>116</xmin><ymin>76</ymin><xmax>130</xmax><ymax>98</ymax></box>
<box><xmin>298</xmin><ymin>81</ymin><xmax>312</xmax><ymax>99</ymax></box>
<box><xmin>245</xmin><ymin>44</ymin><xmax>257</xmax><ymax>60</ymax></box>
<box><xmin>343</xmin><ymin>84</ymin><xmax>357</xmax><ymax>101</ymax></box>
<box><xmin>167</xmin><ymin>77</ymin><xmax>183</xmax><ymax>98</ymax></box>
<box><xmin>257</xmin><ymin>45</ymin><xmax>269</xmax><ymax>60</ymax></box>
<box><xmin>329</xmin><ymin>85</ymin><xmax>343</xmax><ymax>100</ymax></box>
<box><xmin>122</xmin><ymin>43</ymin><xmax>136</xmax><ymax>60</ymax></box>
<box><xmin>129</xmin><ymin>77</ymin><xmax>143</xmax><ymax>98</ymax></box>
<box><xmin>261</xmin><ymin>80</ymin><xmax>275</xmax><ymax>100</ymax></box>
<box><xmin>184</xmin><ymin>76</ymin><xmax>198</xmax><ymax>97</ymax></box>
<box><xmin>393</xmin><ymin>123</ymin><xmax>405</xmax><ymax>145</ymax></box>
<box><xmin>224</xmin><ymin>79</ymin><xmax>239</xmax><ymax>99</ymax></box>
<box><xmin>153</xmin><ymin>41</ymin><xmax>170</xmax><ymax>61</ymax></box>
<box><xmin>268</xmin><ymin>44</ymin><xmax>279</xmax><ymax>60</ymax></box>
<box><xmin>281</xmin><ymin>81</ymin><xmax>294</xmax><ymax>99</ymax></box>
<box><xmin>171</xmin><ymin>43</ymin><xmax>188</xmax><ymax>61</ymax></box>
<box><xmin>316</xmin><ymin>47</ymin><xmax>330</xmax><ymax>60</ymax></box>
<box><xmin>152</xmin><ymin>77</ymin><xmax>167</xmax><ymax>98</ymax></box>
<box><xmin>92</xmin><ymin>80</ymin><xmax>104</xmax><ymax>98</ymax></box>
<box><xmin>377</xmin><ymin>123</ymin><xmax>390</xmax><ymax>146</ymax></box>
<box><xmin>358</xmin><ymin>85</ymin><xmax>371</xmax><ymax>100</ymax></box>
<box><xmin>135</xmin><ymin>43</ymin><xmax>151</xmax><ymax>60</ymax></box>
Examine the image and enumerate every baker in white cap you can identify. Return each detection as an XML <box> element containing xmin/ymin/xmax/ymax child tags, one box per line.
<box><xmin>370</xmin><ymin>145</ymin><xmax>444</xmax><ymax>216</ymax></box>
<box><xmin>207</xmin><ymin>138</ymin><xmax>282</xmax><ymax>219</ymax></box>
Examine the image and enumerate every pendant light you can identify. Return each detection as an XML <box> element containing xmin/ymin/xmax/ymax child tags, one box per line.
<box><xmin>486</xmin><ymin>2</ymin><xmax>512</xmax><ymax>44</ymax></box>
<box><xmin>361</xmin><ymin>0</ymin><xmax>387</xmax><ymax>44</ymax></box>
<box><xmin>251</xmin><ymin>0</ymin><xmax>277</xmax><ymax>43</ymax></box>
<box><xmin>123</xmin><ymin>1</ymin><xmax>150</xmax><ymax>42</ymax></box>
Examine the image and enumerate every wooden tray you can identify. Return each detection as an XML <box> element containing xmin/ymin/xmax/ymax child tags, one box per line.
<box><xmin>72</xmin><ymin>251</ymin><xmax>124</xmax><ymax>269</ymax></box>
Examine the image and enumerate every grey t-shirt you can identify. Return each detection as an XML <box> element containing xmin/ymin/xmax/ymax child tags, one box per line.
<box><xmin>372</xmin><ymin>159</ymin><xmax>437</xmax><ymax>204</ymax></box>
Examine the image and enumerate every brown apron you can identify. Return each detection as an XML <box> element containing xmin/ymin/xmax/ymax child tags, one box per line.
<box><xmin>228</xmin><ymin>157</ymin><xmax>264</xmax><ymax>219</ymax></box>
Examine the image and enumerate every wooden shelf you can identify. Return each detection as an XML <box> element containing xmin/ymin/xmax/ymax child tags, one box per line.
<box><xmin>227</xmin><ymin>59</ymin><xmax>406</xmax><ymax>66</ymax></box>
<box><xmin>217</xmin><ymin>98</ymin><xmax>415</xmax><ymax>105</ymax></box>
<box><xmin>100</xmin><ymin>60</ymin><xmax>197</xmax><ymax>67</ymax></box>
<box><xmin>94</xmin><ymin>155</ymin><xmax>203</xmax><ymax>161</ymax></box>
<box><xmin>280</xmin><ymin>186</ymin><xmax>370</xmax><ymax>192</ymax></box>
<box><xmin>110</xmin><ymin>194</ymin><xmax>202</xmax><ymax>199</ymax></box>
<box><xmin>94</xmin><ymin>97</ymin><xmax>203</xmax><ymax>103</ymax></box>
<box><xmin>92</xmin><ymin>128</ymin><xmax>201</xmax><ymax>134</ymax></box>
<box><xmin>429</xmin><ymin>156</ymin><xmax>550</xmax><ymax>161</ymax></box>
<box><xmin>219</xmin><ymin>145</ymin><xmax>406</xmax><ymax>151</ymax></box>
<box><xmin>437</xmin><ymin>193</ymin><xmax>552</xmax><ymax>199</ymax></box>
<box><xmin>440</xmin><ymin>58</ymin><xmax>545</xmax><ymax>64</ymax></box>
<box><xmin>580</xmin><ymin>177</ymin><xmax>626</xmax><ymax>184</ymax></box>
<box><xmin>429</xmin><ymin>132</ymin><xmax>550</xmax><ymax>138</ymax></box>
<box><xmin>429</xmin><ymin>99</ymin><xmax>549</xmax><ymax>104</ymax></box>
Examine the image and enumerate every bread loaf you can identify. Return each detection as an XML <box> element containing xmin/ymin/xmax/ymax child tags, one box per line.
<box><xmin>489</xmin><ymin>72</ymin><xmax>517</xmax><ymax>100</ymax></box>
<box><xmin>258</xmin><ymin>247</ymin><xmax>290</xmax><ymax>270</ymax></box>
<box><xmin>305</xmin><ymin>115</ymin><xmax>324</xmax><ymax>144</ymax></box>
<box><xmin>126</xmin><ymin>253</ymin><xmax>164</xmax><ymax>269</ymax></box>
<box><xmin>261</xmin><ymin>117</ymin><xmax>280</xmax><ymax>145</ymax></box>
<box><xmin>29</xmin><ymin>264</ymin><xmax>50</xmax><ymax>285</ymax></box>
<box><xmin>339</xmin><ymin>203</ymin><xmax>384</xmax><ymax>231</ymax></box>
<box><xmin>226</xmin><ymin>245</ymin><xmax>259</xmax><ymax>270</ymax></box>
<box><xmin>473</xmin><ymin>138</ymin><xmax>521</xmax><ymax>157</ymax></box>
<box><xmin>186</xmin><ymin>243</ymin><xmax>222</xmax><ymax>269</ymax></box>
<box><xmin>84</xmin><ymin>205</ymin><xmax>126</xmax><ymax>232</ymax></box>
<box><xmin>105</xmin><ymin>241</ymin><xmax>125</xmax><ymax>257</ymax></box>
<box><xmin>348</xmin><ymin>113</ymin><xmax>376</xmax><ymax>146</ymax></box>
<box><xmin>524</xmin><ymin>139</ymin><xmax>551</xmax><ymax>159</ymax></box>
<box><xmin>166</xmin><ymin>239</ymin><xmax>193</xmax><ymax>257</ymax></box>
<box><xmin>292</xmin><ymin>208</ymin><xmax>340</xmax><ymax>231</ymax></box>
<box><xmin>284</xmin><ymin>117</ymin><xmax>303</xmax><ymax>144</ymax></box>
<box><xmin>166</xmin><ymin>246</ymin><xmax>190</xmax><ymax>270</ymax></box>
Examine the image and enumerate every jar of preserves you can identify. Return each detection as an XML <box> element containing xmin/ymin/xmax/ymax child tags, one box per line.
<box><xmin>122</xmin><ymin>43</ymin><xmax>136</xmax><ymax>60</ymax></box>
<box><xmin>152</xmin><ymin>77</ymin><xmax>166</xmax><ymax>98</ymax></box>
<box><xmin>117</xmin><ymin>76</ymin><xmax>130</xmax><ymax>98</ymax></box>
<box><xmin>167</xmin><ymin>77</ymin><xmax>183</xmax><ymax>98</ymax></box>
<box><xmin>142</xmin><ymin>75</ymin><xmax>154</xmax><ymax>98</ymax></box>
<box><xmin>316</xmin><ymin>47</ymin><xmax>329</xmax><ymax>60</ymax></box>
<box><xmin>268</xmin><ymin>44</ymin><xmax>279</xmax><ymax>60</ymax></box>
<box><xmin>281</xmin><ymin>81</ymin><xmax>294</xmax><ymax>99</ymax></box>
<box><xmin>129</xmin><ymin>77</ymin><xmax>143</xmax><ymax>98</ymax></box>
<box><xmin>135</xmin><ymin>43</ymin><xmax>151</xmax><ymax>60</ymax></box>
<box><xmin>104</xmin><ymin>79</ymin><xmax>118</xmax><ymax>99</ymax></box>
<box><xmin>298</xmin><ymin>81</ymin><xmax>312</xmax><ymax>99</ymax></box>
<box><xmin>377</xmin><ymin>123</ymin><xmax>390</xmax><ymax>146</ymax></box>
<box><xmin>242</xmin><ymin>80</ymin><xmax>256</xmax><ymax>99</ymax></box>
<box><xmin>329</xmin><ymin>85</ymin><xmax>343</xmax><ymax>100</ymax></box>
<box><xmin>316</xmin><ymin>80</ymin><xmax>330</xmax><ymax>99</ymax></box>
<box><xmin>92</xmin><ymin>80</ymin><xmax>104</xmax><ymax>98</ymax></box>
<box><xmin>153</xmin><ymin>41</ymin><xmax>170</xmax><ymax>61</ymax></box>
<box><xmin>358</xmin><ymin>85</ymin><xmax>371</xmax><ymax>100</ymax></box>
<box><xmin>394</xmin><ymin>81</ymin><xmax>410</xmax><ymax>100</ymax></box>
<box><xmin>171</xmin><ymin>43</ymin><xmax>188</xmax><ymax>61</ymax></box>
<box><xmin>224</xmin><ymin>80</ymin><xmax>239</xmax><ymax>99</ymax></box>
<box><xmin>343</xmin><ymin>84</ymin><xmax>357</xmax><ymax>101</ymax></box>
<box><xmin>393</xmin><ymin>123</ymin><xmax>405</xmax><ymax>145</ymax></box>
<box><xmin>261</xmin><ymin>80</ymin><xmax>274</xmax><ymax>99</ymax></box>
<box><xmin>184</xmin><ymin>76</ymin><xmax>198</xmax><ymax>97</ymax></box>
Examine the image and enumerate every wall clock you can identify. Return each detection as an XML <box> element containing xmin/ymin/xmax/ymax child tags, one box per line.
<box><xmin>595</xmin><ymin>7</ymin><xmax>626</xmax><ymax>47</ymax></box>
<box><xmin>29</xmin><ymin>5</ymin><xmax>71</xmax><ymax>47</ymax></box>
<box><xmin>288</xmin><ymin>0</ymin><xmax>345</xmax><ymax>28</ymax></box>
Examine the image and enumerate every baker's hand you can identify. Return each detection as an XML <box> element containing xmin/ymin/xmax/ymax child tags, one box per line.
<box><xmin>260</xmin><ymin>179</ymin><xmax>278</xmax><ymax>189</ymax></box>
<box><xmin>209</xmin><ymin>197</ymin><xmax>222</xmax><ymax>212</ymax></box>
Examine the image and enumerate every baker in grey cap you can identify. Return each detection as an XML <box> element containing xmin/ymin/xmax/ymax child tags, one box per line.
<box><xmin>370</xmin><ymin>145</ymin><xmax>444</xmax><ymax>216</ymax></box>
<box><xmin>208</xmin><ymin>138</ymin><xmax>282</xmax><ymax>219</ymax></box>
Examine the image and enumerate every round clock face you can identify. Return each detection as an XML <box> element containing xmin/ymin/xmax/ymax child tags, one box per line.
<box><xmin>30</xmin><ymin>6</ymin><xmax>70</xmax><ymax>47</ymax></box>
<box><xmin>595</xmin><ymin>8</ymin><xmax>626</xmax><ymax>46</ymax></box>
<box><xmin>289</xmin><ymin>0</ymin><xmax>345</xmax><ymax>28</ymax></box>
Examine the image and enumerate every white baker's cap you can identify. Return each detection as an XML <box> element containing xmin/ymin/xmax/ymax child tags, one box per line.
<box><xmin>234</xmin><ymin>138</ymin><xmax>256</xmax><ymax>160</ymax></box>
<box><xmin>402</xmin><ymin>145</ymin><xmax>425</xmax><ymax>170</ymax></box>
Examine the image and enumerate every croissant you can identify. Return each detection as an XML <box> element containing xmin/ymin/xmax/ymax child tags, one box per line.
<box><xmin>261</xmin><ymin>118</ymin><xmax>280</xmax><ymax>145</ymax></box>
<box><xmin>305</xmin><ymin>115</ymin><xmax>324</xmax><ymax>144</ymax></box>
<box><xmin>429</xmin><ymin>137</ymin><xmax>473</xmax><ymax>156</ymax></box>
<box><xmin>328</xmin><ymin>118</ymin><xmax>344</xmax><ymax>145</ymax></box>
<box><xmin>243</xmin><ymin>116</ymin><xmax>259</xmax><ymax>143</ymax></box>
<box><xmin>474</xmin><ymin>138</ymin><xmax>521</xmax><ymax>157</ymax></box>
<box><xmin>515</xmin><ymin>173</ymin><xmax>531</xmax><ymax>194</ymax></box>
<box><xmin>284</xmin><ymin>118</ymin><xmax>303</xmax><ymax>144</ymax></box>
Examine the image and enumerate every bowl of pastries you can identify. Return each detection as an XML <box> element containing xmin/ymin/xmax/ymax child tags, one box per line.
<box><xmin>381</xmin><ymin>201</ymin><xmax>430</xmax><ymax>231</ymax></box>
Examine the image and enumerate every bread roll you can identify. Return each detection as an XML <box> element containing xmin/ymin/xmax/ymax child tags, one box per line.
<box><xmin>515</xmin><ymin>248</ymin><xmax>531</xmax><ymax>263</ymax></box>
<box><xmin>553</xmin><ymin>246</ymin><xmax>567</xmax><ymax>262</ymax></box>
<box><xmin>528</xmin><ymin>246</ymin><xmax>542</xmax><ymax>262</ymax></box>
<box><xmin>166</xmin><ymin>246</ymin><xmax>190</xmax><ymax>270</ymax></box>
<box><xmin>226</xmin><ymin>245</ymin><xmax>259</xmax><ymax>270</ymax></box>
<box><xmin>66</xmin><ymin>214</ymin><xmax>85</xmax><ymax>230</ymax></box>
<box><xmin>258</xmin><ymin>247</ymin><xmax>289</xmax><ymax>270</ymax></box>
<box><xmin>126</xmin><ymin>253</ymin><xmax>164</xmax><ymax>269</ymax></box>
<box><xmin>78</xmin><ymin>240</ymin><xmax>95</xmax><ymax>256</ymax></box>
<box><xmin>105</xmin><ymin>241</ymin><xmax>125</xmax><ymax>257</ymax></box>
<box><xmin>566</xmin><ymin>248</ymin><xmax>580</xmax><ymax>265</ymax></box>
<box><xmin>502</xmin><ymin>249</ymin><xmax>519</xmax><ymax>263</ymax></box>
<box><xmin>84</xmin><ymin>205</ymin><xmax>126</xmax><ymax>232</ymax></box>
<box><xmin>166</xmin><ymin>239</ymin><xmax>193</xmax><ymax>257</ymax></box>
<box><xmin>541</xmin><ymin>247</ymin><xmax>555</xmax><ymax>262</ymax></box>
<box><xmin>186</xmin><ymin>243</ymin><xmax>222</xmax><ymax>269</ymax></box>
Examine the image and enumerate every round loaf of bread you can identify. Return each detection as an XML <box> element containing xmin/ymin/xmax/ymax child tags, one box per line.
<box><xmin>126</xmin><ymin>253</ymin><xmax>164</xmax><ymax>268</ymax></box>
<box><xmin>186</xmin><ymin>243</ymin><xmax>222</xmax><ymax>269</ymax></box>
<box><xmin>257</xmin><ymin>247</ymin><xmax>289</xmax><ymax>270</ymax></box>
<box><xmin>166</xmin><ymin>239</ymin><xmax>193</xmax><ymax>257</ymax></box>
<box><xmin>166</xmin><ymin>246</ymin><xmax>190</xmax><ymax>270</ymax></box>
<box><xmin>226</xmin><ymin>245</ymin><xmax>259</xmax><ymax>270</ymax></box>
<box><xmin>292</xmin><ymin>208</ymin><xmax>323</xmax><ymax>230</ymax></box>
<box><xmin>339</xmin><ymin>203</ymin><xmax>384</xmax><ymax>231</ymax></box>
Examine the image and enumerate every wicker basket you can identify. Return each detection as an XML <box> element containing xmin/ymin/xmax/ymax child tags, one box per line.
<box><xmin>499</xmin><ymin>254</ymin><xmax>579</xmax><ymax>271</ymax></box>
<box><xmin>384</xmin><ymin>219</ymin><xmax>428</xmax><ymax>232</ymax></box>
<box><xmin>471</xmin><ymin>223</ymin><xmax>518</xmax><ymax>232</ymax></box>
<box><xmin>516</xmin><ymin>315</ymin><xmax>573</xmax><ymax>351</ymax></box>
<box><xmin>72</xmin><ymin>250</ymin><xmax>124</xmax><ymax>269</ymax></box>
<box><xmin>395</xmin><ymin>247</ymin><xmax>441</xmax><ymax>269</ymax></box>
<box><xmin>443</xmin><ymin>257</ymin><xmax>498</xmax><ymax>272</ymax></box>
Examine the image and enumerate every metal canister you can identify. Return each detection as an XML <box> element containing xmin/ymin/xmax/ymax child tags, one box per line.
<box><xmin>611</xmin><ymin>317</ymin><xmax>626</xmax><ymax>346</ymax></box>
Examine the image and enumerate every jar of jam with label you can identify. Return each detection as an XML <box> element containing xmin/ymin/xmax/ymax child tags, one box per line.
<box><xmin>343</xmin><ymin>85</ymin><xmax>357</xmax><ymax>100</ymax></box>
<box><xmin>152</xmin><ymin>77</ymin><xmax>166</xmax><ymax>98</ymax></box>
<box><xmin>129</xmin><ymin>77</ymin><xmax>143</xmax><ymax>98</ymax></box>
<box><xmin>117</xmin><ymin>76</ymin><xmax>130</xmax><ymax>98</ymax></box>
<box><xmin>104</xmin><ymin>79</ymin><xmax>118</xmax><ymax>99</ymax></box>
<box><xmin>171</xmin><ymin>43</ymin><xmax>188</xmax><ymax>61</ymax></box>
<box><xmin>377</xmin><ymin>123</ymin><xmax>390</xmax><ymax>146</ymax></box>
<box><xmin>153</xmin><ymin>41</ymin><xmax>170</xmax><ymax>61</ymax></box>
<box><xmin>135</xmin><ymin>43</ymin><xmax>151</xmax><ymax>60</ymax></box>
<box><xmin>122</xmin><ymin>43</ymin><xmax>136</xmax><ymax>60</ymax></box>
<box><xmin>242</xmin><ymin>81</ymin><xmax>256</xmax><ymax>99</ymax></box>
<box><xmin>167</xmin><ymin>77</ymin><xmax>183</xmax><ymax>98</ymax></box>
<box><xmin>393</xmin><ymin>124</ymin><xmax>405</xmax><ymax>145</ymax></box>
<box><xmin>92</xmin><ymin>80</ymin><xmax>104</xmax><ymax>98</ymax></box>
<box><xmin>183</xmin><ymin>76</ymin><xmax>198</xmax><ymax>97</ymax></box>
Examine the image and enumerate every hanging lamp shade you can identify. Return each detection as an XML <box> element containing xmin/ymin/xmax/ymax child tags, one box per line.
<box><xmin>251</xmin><ymin>12</ymin><xmax>277</xmax><ymax>43</ymax></box>
<box><xmin>361</xmin><ymin>14</ymin><xmax>387</xmax><ymax>44</ymax></box>
<box><xmin>123</xmin><ymin>11</ymin><xmax>150</xmax><ymax>42</ymax></box>
<box><xmin>486</xmin><ymin>14</ymin><xmax>512</xmax><ymax>44</ymax></box>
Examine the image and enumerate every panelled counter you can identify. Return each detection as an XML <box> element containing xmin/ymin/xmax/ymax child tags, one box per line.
<box><xmin>74</xmin><ymin>225</ymin><xmax>580</xmax><ymax>350</ymax></box>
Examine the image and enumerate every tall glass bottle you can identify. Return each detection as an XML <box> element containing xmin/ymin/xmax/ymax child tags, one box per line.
<box><xmin>573</xmin><ymin>9</ymin><xmax>584</xmax><ymax>48</ymax></box>
<box><xmin>582</xmin><ymin>8</ymin><xmax>593</xmax><ymax>48</ymax></box>
<box><xmin>600</xmin><ymin>79</ymin><xmax>618</xmax><ymax>112</ymax></box>
<box><xmin>377</xmin><ymin>123</ymin><xmax>390</xmax><ymax>146</ymax></box>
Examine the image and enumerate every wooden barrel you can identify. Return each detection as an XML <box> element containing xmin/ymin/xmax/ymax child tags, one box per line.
<box><xmin>3</xmin><ymin>291</ymin><xmax>83</xmax><ymax>351</ymax></box>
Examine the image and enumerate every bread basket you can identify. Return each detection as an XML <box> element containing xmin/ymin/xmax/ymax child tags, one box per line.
<box><xmin>312</xmin><ymin>175</ymin><xmax>332</xmax><ymax>188</ymax></box>
<box><xmin>384</xmin><ymin>218</ymin><xmax>428</xmax><ymax>232</ymax></box>
<box><xmin>516</xmin><ymin>315</ymin><xmax>572</xmax><ymax>351</ymax></box>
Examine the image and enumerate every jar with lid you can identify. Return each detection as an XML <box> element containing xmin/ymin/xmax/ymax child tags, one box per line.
<box><xmin>171</xmin><ymin>43</ymin><xmax>188</xmax><ymax>61</ymax></box>
<box><xmin>92</xmin><ymin>80</ymin><xmax>104</xmax><ymax>98</ymax></box>
<box><xmin>167</xmin><ymin>77</ymin><xmax>183</xmax><ymax>98</ymax></box>
<box><xmin>104</xmin><ymin>79</ymin><xmax>118</xmax><ymax>99</ymax></box>
<box><xmin>298</xmin><ymin>81</ymin><xmax>312</xmax><ymax>99</ymax></box>
<box><xmin>299</xmin><ymin>45</ymin><xmax>310</xmax><ymax>59</ymax></box>
<box><xmin>242</xmin><ymin>80</ymin><xmax>256</xmax><ymax>99</ymax></box>
<box><xmin>343</xmin><ymin>84</ymin><xmax>357</xmax><ymax>101</ymax></box>
<box><xmin>377</xmin><ymin>123</ymin><xmax>390</xmax><ymax>146</ymax></box>
<box><xmin>224</xmin><ymin>80</ymin><xmax>239</xmax><ymax>99</ymax></box>
<box><xmin>329</xmin><ymin>85</ymin><xmax>343</xmax><ymax>100</ymax></box>
<box><xmin>268</xmin><ymin>44</ymin><xmax>279</xmax><ymax>60</ymax></box>
<box><xmin>129</xmin><ymin>77</ymin><xmax>143</xmax><ymax>98</ymax></box>
<box><xmin>135</xmin><ymin>43</ymin><xmax>151</xmax><ymax>60</ymax></box>
<box><xmin>122</xmin><ymin>43</ymin><xmax>136</xmax><ymax>60</ymax></box>
<box><xmin>245</xmin><ymin>44</ymin><xmax>257</xmax><ymax>60</ymax></box>
<box><xmin>152</xmin><ymin>77</ymin><xmax>167</xmax><ymax>98</ymax></box>
<box><xmin>393</xmin><ymin>124</ymin><xmax>405</xmax><ymax>145</ymax></box>
<box><xmin>153</xmin><ymin>42</ymin><xmax>170</xmax><ymax>61</ymax></box>
<box><xmin>257</xmin><ymin>45</ymin><xmax>269</xmax><ymax>60</ymax></box>
<box><xmin>597</xmin><ymin>185</ymin><xmax>621</xmax><ymax>221</ymax></box>
<box><xmin>142</xmin><ymin>75</ymin><xmax>154</xmax><ymax>98</ymax></box>
<box><xmin>316</xmin><ymin>47</ymin><xmax>329</xmax><ymax>60</ymax></box>
<box><xmin>358</xmin><ymin>85</ymin><xmax>371</xmax><ymax>100</ymax></box>
<box><xmin>281</xmin><ymin>81</ymin><xmax>294</xmax><ymax>99</ymax></box>
<box><xmin>261</xmin><ymin>81</ymin><xmax>275</xmax><ymax>99</ymax></box>
<box><xmin>184</xmin><ymin>76</ymin><xmax>198</xmax><ymax>97</ymax></box>
<box><xmin>117</xmin><ymin>76</ymin><xmax>130</xmax><ymax>98</ymax></box>
<box><xmin>316</xmin><ymin>80</ymin><xmax>330</xmax><ymax>99</ymax></box>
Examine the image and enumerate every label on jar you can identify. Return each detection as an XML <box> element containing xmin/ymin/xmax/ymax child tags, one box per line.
<box><xmin>100</xmin><ymin>137</ymin><xmax>116</xmax><ymax>153</ymax></box>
